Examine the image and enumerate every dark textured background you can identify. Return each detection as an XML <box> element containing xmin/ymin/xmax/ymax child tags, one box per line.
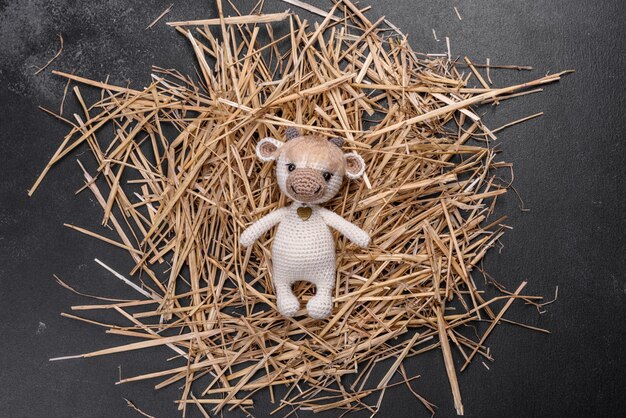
<box><xmin>1</xmin><ymin>0</ymin><xmax>624</xmax><ymax>417</ymax></box>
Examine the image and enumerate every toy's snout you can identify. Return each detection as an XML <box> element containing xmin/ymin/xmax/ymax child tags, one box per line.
<box><xmin>286</xmin><ymin>168</ymin><xmax>326</xmax><ymax>203</ymax></box>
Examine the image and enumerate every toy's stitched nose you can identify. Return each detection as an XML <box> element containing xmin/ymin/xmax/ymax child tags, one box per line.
<box><xmin>286</xmin><ymin>168</ymin><xmax>326</xmax><ymax>202</ymax></box>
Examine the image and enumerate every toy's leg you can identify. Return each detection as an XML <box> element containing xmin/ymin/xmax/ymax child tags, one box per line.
<box><xmin>306</xmin><ymin>268</ymin><xmax>336</xmax><ymax>319</ymax></box>
<box><xmin>273</xmin><ymin>269</ymin><xmax>300</xmax><ymax>317</ymax></box>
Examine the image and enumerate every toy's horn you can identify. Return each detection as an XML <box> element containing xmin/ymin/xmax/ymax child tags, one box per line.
<box><xmin>285</xmin><ymin>127</ymin><xmax>300</xmax><ymax>141</ymax></box>
<box><xmin>329</xmin><ymin>137</ymin><xmax>344</xmax><ymax>148</ymax></box>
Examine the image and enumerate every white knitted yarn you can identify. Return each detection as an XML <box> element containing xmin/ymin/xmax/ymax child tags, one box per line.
<box><xmin>240</xmin><ymin>135</ymin><xmax>369</xmax><ymax>319</ymax></box>
<box><xmin>240</xmin><ymin>202</ymin><xmax>369</xmax><ymax>318</ymax></box>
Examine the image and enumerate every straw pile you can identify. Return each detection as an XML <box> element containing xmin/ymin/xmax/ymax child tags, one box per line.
<box><xmin>32</xmin><ymin>0</ymin><xmax>566</xmax><ymax>415</ymax></box>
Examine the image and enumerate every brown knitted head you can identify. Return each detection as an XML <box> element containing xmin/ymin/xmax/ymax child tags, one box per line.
<box><xmin>256</xmin><ymin>128</ymin><xmax>366</xmax><ymax>204</ymax></box>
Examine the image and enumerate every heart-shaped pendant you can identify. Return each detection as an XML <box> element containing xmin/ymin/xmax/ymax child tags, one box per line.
<box><xmin>297</xmin><ymin>206</ymin><xmax>312</xmax><ymax>221</ymax></box>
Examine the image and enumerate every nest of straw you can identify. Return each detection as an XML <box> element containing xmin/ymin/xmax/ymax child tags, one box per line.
<box><xmin>34</xmin><ymin>0</ymin><xmax>566</xmax><ymax>415</ymax></box>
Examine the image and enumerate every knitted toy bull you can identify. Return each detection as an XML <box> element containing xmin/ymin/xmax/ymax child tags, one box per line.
<box><xmin>240</xmin><ymin>127</ymin><xmax>370</xmax><ymax>319</ymax></box>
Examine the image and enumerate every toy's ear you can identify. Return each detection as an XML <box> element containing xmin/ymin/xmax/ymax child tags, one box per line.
<box><xmin>344</xmin><ymin>152</ymin><xmax>366</xmax><ymax>179</ymax></box>
<box><xmin>256</xmin><ymin>137</ymin><xmax>284</xmax><ymax>162</ymax></box>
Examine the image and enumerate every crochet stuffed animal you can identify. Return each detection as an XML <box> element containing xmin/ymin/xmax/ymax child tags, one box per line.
<box><xmin>240</xmin><ymin>127</ymin><xmax>370</xmax><ymax>319</ymax></box>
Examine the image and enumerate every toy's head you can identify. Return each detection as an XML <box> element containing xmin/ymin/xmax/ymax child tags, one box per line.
<box><xmin>256</xmin><ymin>127</ymin><xmax>366</xmax><ymax>204</ymax></box>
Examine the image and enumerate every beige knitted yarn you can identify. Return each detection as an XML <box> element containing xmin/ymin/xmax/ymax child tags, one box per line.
<box><xmin>240</xmin><ymin>128</ymin><xmax>369</xmax><ymax>319</ymax></box>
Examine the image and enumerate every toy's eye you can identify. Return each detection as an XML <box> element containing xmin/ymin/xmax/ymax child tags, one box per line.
<box><xmin>287</xmin><ymin>163</ymin><xmax>296</xmax><ymax>172</ymax></box>
<box><xmin>323</xmin><ymin>172</ymin><xmax>333</xmax><ymax>181</ymax></box>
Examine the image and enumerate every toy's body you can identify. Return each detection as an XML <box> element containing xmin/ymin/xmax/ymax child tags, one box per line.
<box><xmin>240</xmin><ymin>128</ymin><xmax>369</xmax><ymax>319</ymax></box>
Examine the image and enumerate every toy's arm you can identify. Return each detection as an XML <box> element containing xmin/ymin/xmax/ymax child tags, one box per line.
<box><xmin>319</xmin><ymin>209</ymin><xmax>370</xmax><ymax>248</ymax></box>
<box><xmin>240</xmin><ymin>208</ymin><xmax>288</xmax><ymax>247</ymax></box>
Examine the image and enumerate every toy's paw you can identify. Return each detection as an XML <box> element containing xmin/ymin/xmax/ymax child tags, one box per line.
<box><xmin>355</xmin><ymin>232</ymin><xmax>370</xmax><ymax>248</ymax></box>
<box><xmin>307</xmin><ymin>295</ymin><xmax>333</xmax><ymax>319</ymax></box>
<box><xmin>239</xmin><ymin>229</ymin><xmax>255</xmax><ymax>248</ymax></box>
<box><xmin>277</xmin><ymin>293</ymin><xmax>300</xmax><ymax>317</ymax></box>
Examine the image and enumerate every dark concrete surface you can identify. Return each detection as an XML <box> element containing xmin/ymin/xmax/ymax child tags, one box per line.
<box><xmin>0</xmin><ymin>0</ymin><xmax>624</xmax><ymax>417</ymax></box>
